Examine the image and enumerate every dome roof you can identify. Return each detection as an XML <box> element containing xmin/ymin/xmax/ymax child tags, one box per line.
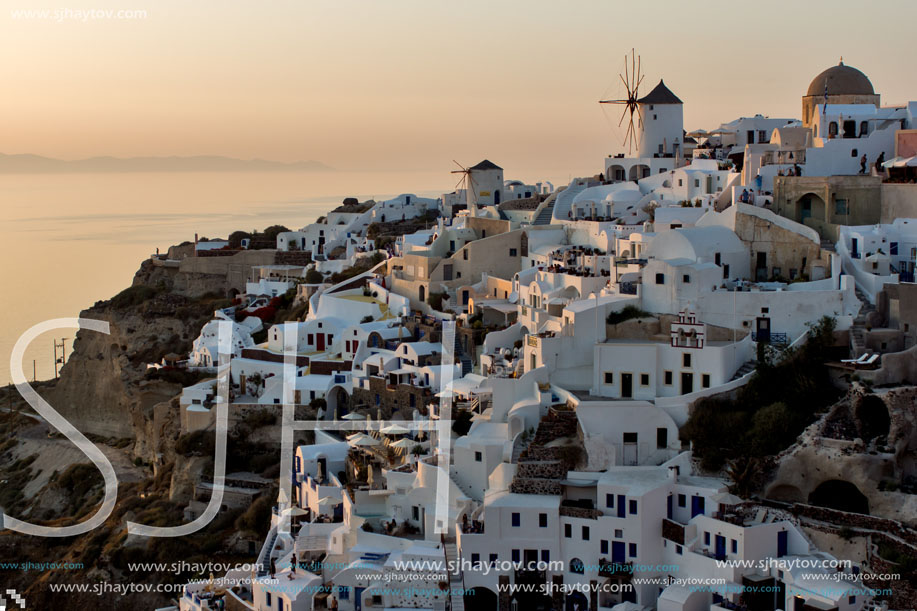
<box><xmin>806</xmin><ymin>61</ymin><xmax>875</xmax><ymax>97</ymax></box>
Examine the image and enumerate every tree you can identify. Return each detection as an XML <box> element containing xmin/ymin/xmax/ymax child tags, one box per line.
<box><xmin>261</xmin><ymin>225</ymin><xmax>290</xmax><ymax>242</ymax></box>
<box><xmin>228</xmin><ymin>230</ymin><xmax>252</xmax><ymax>248</ymax></box>
<box><xmin>305</xmin><ymin>269</ymin><xmax>323</xmax><ymax>284</ymax></box>
<box><xmin>725</xmin><ymin>456</ymin><xmax>760</xmax><ymax>499</ymax></box>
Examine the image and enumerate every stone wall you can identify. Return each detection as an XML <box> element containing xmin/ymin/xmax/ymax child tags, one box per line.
<box><xmin>351</xmin><ymin>376</ymin><xmax>432</xmax><ymax>418</ymax></box>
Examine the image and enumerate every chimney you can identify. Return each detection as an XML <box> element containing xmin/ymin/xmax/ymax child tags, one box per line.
<box><xmin>668</xmin><ymin>465</ymin><xmax>680</xmax><ymax>482</ymax></box>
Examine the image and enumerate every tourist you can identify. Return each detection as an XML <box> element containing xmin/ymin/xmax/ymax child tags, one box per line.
<box><xmin>291</xmin><ymin>553</ymin><xmax>297</xmax><ymax>574</ymax></box>
<box><xmin>875</xmin><ymin>152</ymin><xmax>886</xmax><ymax>174</ymax></box>
<box><xmin>860</xmin><ymin>154</ymin><xmax>868</xmax><ymax>174</ymax></box>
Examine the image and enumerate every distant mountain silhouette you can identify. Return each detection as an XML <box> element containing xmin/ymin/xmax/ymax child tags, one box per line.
<box><xmin>0</xmin><ymin>153</ymin><xmax>333</xmax><ymax>173</ymax></box>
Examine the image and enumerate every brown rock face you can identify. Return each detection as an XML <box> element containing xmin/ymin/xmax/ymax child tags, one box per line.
<box><xmin>41</xmin><ymin>259</ymin><xmax>228</xmax><ymax>440</ymax></box>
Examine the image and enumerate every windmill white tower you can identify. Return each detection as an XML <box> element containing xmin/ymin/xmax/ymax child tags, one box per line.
<box><xmin>636</xmin><ymin>80</ymin><xmax>684</xmax><ymax>159</ymax></box>
<box><xmin>600</xmin><ymin>50</ymin><xmax>685</xmax><ymax>161</ymax></box>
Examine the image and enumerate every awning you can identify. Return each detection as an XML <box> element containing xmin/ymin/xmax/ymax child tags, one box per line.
<box><xmin>882</xmin><ymin>155</ymin><xmax>917</xmax><ymax>168</ymax></box>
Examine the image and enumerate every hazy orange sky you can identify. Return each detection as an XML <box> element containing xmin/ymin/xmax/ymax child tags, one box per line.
<box><xmin>1</xmin><ymin>0</ymin><xmax>915</xmax><ymax>177</ymax></box>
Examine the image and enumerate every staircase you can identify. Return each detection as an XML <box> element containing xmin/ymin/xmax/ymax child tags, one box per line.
<box><xmin>532</xmin><ymin>198</ymin><xmax>556</xmax><ymax>225</ymax></box>
<box><xmin>443</xmin><ymin>538</ymin><xmax>465</xmax><ymax>611</ymax></box>
<box><xmin>547</xmin><ymin>180</ymin><xmax>589</xmax><ymax>223</ymax></box>
<box><xmin>452</xmin><ymin>333</ymin><xmax>473</xmax><ymax>376</ymax></box>
<box><xmin>849</xmin><ymin>288</ymin><xmax>876</xmax><ymax>358</ymax></box>
<box><xmin>730</xmin><ymin>360</ymin><xmax>756</xmax><ymax>381</ymax></box>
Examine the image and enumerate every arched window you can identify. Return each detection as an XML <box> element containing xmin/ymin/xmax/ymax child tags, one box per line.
<box><xmin>570</xmin><ymin>558</ymin><xmax>584</xmax><ymax>574</ymax></box>
<box><xmin>828</xmin><ymin>122</ymin><xmax>838</xmax><ymax>137</ymax></box>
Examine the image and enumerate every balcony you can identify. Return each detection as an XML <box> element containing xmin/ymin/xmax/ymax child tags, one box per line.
<box><xmin>661</xmin><ymin>518</ymin><xmax>685</xmax><ymax>545</ymax></box>
<box><xmin>598</xmin><ymin>559</ymin><xmax>632</xmax><ymax>579</ymax></box>
<box><xmin>751</xmin><ymin>331</ymin><xmax>788</xmax><ymax>346</ymax></box>
<box><xmin>560</xmin><ymin>499</ymin><xmax>602</xmax><ymax>520</ymax></box>
<box><xmin>515</xmin><ymin>567</ymin><xmax>546</xmax><ymax>585</ymax></box>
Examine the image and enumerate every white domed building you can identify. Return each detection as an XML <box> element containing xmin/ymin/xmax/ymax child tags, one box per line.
<box><xmin>801</xmin><ymin>60</ymin><xmax>880</xmax><ymax>128</ymax></box>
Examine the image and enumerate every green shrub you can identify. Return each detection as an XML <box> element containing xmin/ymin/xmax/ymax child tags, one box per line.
<box><xmin>606</xmin><ymin>305</ymin><xmax>652</xmax><ymax>325</ymax></box>
<box><xmin>110</xmin><ymin>285</ymin><xmax>159</xmax><ymax>309</ymax></box>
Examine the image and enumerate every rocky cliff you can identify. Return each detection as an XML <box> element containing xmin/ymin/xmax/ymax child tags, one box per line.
<box><xmin>42</xmin><ymin>258</ymin><xmax>231</xmax><ymax>442</ymax></box>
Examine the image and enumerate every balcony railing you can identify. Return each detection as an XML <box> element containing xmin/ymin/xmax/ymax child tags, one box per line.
<box><xmin>598</xmin><ymin>560</ymin><xmax>633</xmax><ymax>579</ymax></box>
<box><xmin>752</xmin><ymin>332</ymin><xmax>788</xmax><ymax>346</ymax></box>
<box><xmin>661</xmin><ymin>518</ymin><xmax>685</xmax><ymax>545</ymax></box>
<box><xmin>515</xmin><ymin>568</ymin><xmax>546</xmax><ymax>585</ymax></box>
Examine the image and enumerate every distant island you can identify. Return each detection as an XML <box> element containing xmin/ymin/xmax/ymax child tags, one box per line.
<box><xmin>0</xmin><ymin>153</ymin><xmax>333</xmax><ymax>173</ymax></box>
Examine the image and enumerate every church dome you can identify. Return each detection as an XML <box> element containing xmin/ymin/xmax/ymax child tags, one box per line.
<box><xmin>806</xmin><ymin>60</ymin><xmax>875</xmax><ymax>97</ymax></box>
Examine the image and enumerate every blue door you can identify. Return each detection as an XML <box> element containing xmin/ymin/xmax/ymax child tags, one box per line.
<box><xmin>715</xmin><ymin>535</ymin><xmax>726</xmax><ymax>560</ymax></box>
<box><xmin>355</xmin><ymin>586</ymin><xmax>365</xmax><ymax>611</ymax></box>
<box><xmin>777</xmin><ymin>531</ymin><xmax>788</xmax><ymax>557</ymax></box>
<box><xmin>617</xmin><ymin>495</ymin><xmax>626</xmax><ymax>518</ymax></box>
<box><xmin>667</xmin><ymin>494</ymin><xmax>673</xmax><ymax>520</ymax></box>
<box><xmin>612</xmin><ymin>541</ymin><xmax>626</xmax><ymax>564</ymax></box>
<box><xmin>691</xmin><ymin>495</ymin><xmax>705</xmax><ymax>518</ymax></box>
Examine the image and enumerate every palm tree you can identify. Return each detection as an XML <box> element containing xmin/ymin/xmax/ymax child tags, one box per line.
<box><xmin>725</xmin><ymin>456</ymin><xmax>760</xmax><ymax>499</ymax></box>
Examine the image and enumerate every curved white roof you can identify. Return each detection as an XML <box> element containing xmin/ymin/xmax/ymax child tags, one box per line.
<box><xmin>646</xmin><ymin>225</ymin><xmax>746</xmax><ymax>262</ymax></box>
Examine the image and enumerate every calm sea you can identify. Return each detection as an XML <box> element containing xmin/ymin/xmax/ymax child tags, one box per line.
<box><xmin>0</xmin><ymin>170</ymin><xmax>461</xmax><ymax>386</ymax></box>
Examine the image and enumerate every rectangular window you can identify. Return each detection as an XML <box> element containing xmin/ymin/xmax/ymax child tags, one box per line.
<box><xmin>614</xmin><ymin>529</ymin><xmax>623</xmax><ymax>538</ymax></box>
<box><xmin>541</xmin><ymin>550</ymin><xmax>550</xmax><ymax>563</ymax></box>
<box><xmin>582</xmin><ymin>526</ymin><xmax>590</xmax><ymax>541</ymax></box>
<box><xmin>629</xmin><ymin>500</ymin><xmax>637</xmax><ymax>515</ymax></box>
<box><xmin>471</xmin><ymin>553</ymin><xmax>480</xmax><ymax>567</ymax></box>
<box><xmin>664</xmin><ymin>370</ymin><xmax>673</xmax><ymax>385</ymax></box>
<box><xmin>564</xmin><ymin>524</ymin><xmax>571</xmax><ymax>538</ymax></box>
<box><xmin>683</xmin><ymin>353</ymin><xmax>691</xmax><ymax>368</ymax></box>
<box><xmin>731</xmin><ymin>539</ymin><xmax>738</xmax><ymax>554</ymax></box>
<box><xmin>694</xmin><ymin>179</ymin><xmax>700</xmax><ymax>188</ymax></box>
<box><xmin>462</xmin><ymin>249</ymin><xmax>467</xmax><ymax>260</ymax></box>
<box><xmin>490</xmin><ymin>554</ymin><xmax>498</xmax><ymax>567</ymax></box>
<box><xmin>655</xmin><ymin>273</ymin><xmax>665</xmax><ymax>285</ymax></box>
<box><xmin>623</xmin><ymin>432</ymin><xmax>637</xmax><ymax>443</ymax></box>
<box><xmin>640</xmin><ymin>373</ymin><xmax>650</xmax><ymax>386</ymax></box>
<box><xmin>512</xmin><ymin>549</ymin><xmax>520</xmax><ymax>563</ymax></box>
<box><xmin>704</xmin><ymin>532</ymin><xmax>710</xmax><ymax>545</ymax></box>
<box><xmin>511</xmin><ymin>512</ymin><xmax>520</xmax><ymax>527</ymax></box>
<box><xmin>606</xmin><ymin>493</ymin><xmax>614</xmax><ymax>508</ymax></box>
<box><xmin>682</xmin><ymin>274</ymin><xmax>691</xmax><ymax>283</ymax></box>
<box><xmin>657</xmin><ymin>427</ymin><xmax>667</xmax><ymax>449</ymax></box>
<box><xmin>539</xmin><ymin>513</ymin><xmax>548</xmax><ymax>527</ymax></box>
<box><xmin>629</xmin><ymin>543</ymin><xmax>637</xmax><ymax>557</ymax></box>
<box><xmin>678</xmin><ymin>494</ymin><xmax>686</xmax><ymax>507</ymax></box>
<box><xmin>266</xmin><ymin>593</ymin><xmax>272</xmax><ymax>607</ymax></box>
<box><xmin>509</xmin><ymin>248</ymin><xmax>518</xmax><ymax>257</ymax></box>
<box><xmin>601</xmin><ymin>540</ymin><xmax>608</xmax><ymax>554</ymax></box>
<box><xmin>835</xmin><ymin>199</ymin><xmax>849</xmax><ymax>215</ymax></box>
<box><xmin>676</xmin><ymin>545</ymin><xmax>683</xmax><ymax>555</ymax></box>
<box><xmin>702</xmin><ymin>374</ymin><xmax>710</xmax><ymax>388</ymax></box>
<box><xmin>604</xmin><ymin>371</ymin><xmax>613</xmax><ymax>384</ymax></box>
<box><xmin>475</xmin><ymin>451</ymin><xmax>482</xmax><ymax>462</ymax></box>
<box><xmin>890</xmin><ymin>242</ymin><xmax>899</xmax><ymax>255</ymax></box>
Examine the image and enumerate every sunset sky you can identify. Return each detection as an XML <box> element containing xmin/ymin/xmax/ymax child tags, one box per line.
<box><xmin>1</xmin><ymin>0</ymin><xmax>915</xmax><ymax>176</ymax></box>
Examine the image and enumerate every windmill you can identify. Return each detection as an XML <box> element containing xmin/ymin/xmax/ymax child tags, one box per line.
<box><xmin>599</xmin><ymin>49</ymin><xmax>645</xmax><ymax>155</ymax></box>
<box><xmin>450</xmin><ymin>160</ymin><xmax>478</xmax><ymax>214</ymax></box>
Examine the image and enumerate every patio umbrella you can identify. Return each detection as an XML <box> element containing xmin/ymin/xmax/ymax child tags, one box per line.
<box><xmin>342</xmin><ymin>412</ymin><xmax>366</xmax><ymax>420</ymax></box>
<box><xmin>711</xmin><ymin>492</ymin><xmax>744</xmax><ymax>505</ymax></box>
<box><xmin>390</xmin><ymin>438</ymin><xmax>417</xmax><ymax>450</ymax></box>
<box><xmin>283</xmin><ymin>507</ymin><xmax>308</xmax><ymax>517</ymax></box>
<box><xmin>380</xmin><ymin>424</ymin><xmax>410</xmax><ymax>435</ymax></box>
<box><xmin>349</xmin><ymin>434</ymin><xmax>381</xmax><ymax>447</ymax></box>
<box><xmin>317</xmin><ymin>497</ymin><xmax>339</xmax><ymax>509</ymax></box>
